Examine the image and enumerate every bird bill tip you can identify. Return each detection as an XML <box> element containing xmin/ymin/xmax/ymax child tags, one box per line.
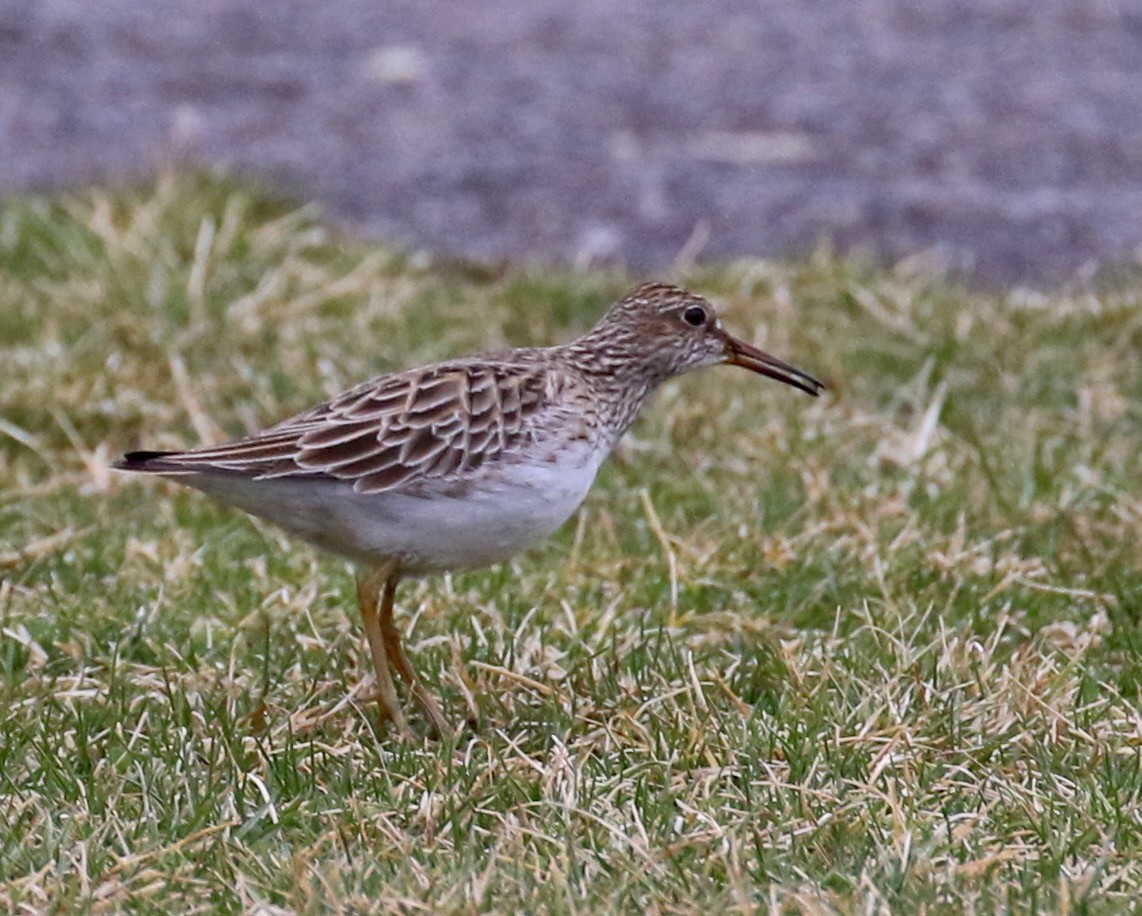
<box><xmin>723</xmin><ymin>336</ymin><xmax>825</xmax><ymax>397</ymax></box>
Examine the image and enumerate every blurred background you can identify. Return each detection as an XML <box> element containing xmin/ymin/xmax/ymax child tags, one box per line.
<box><xmin>2</xmin><ymin>0</ymin><xmax>1140</xmax><ymax>286</ymax></box>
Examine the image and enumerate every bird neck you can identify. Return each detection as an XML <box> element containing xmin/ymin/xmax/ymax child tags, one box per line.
<box><xmin>557</xmin><ymin>328</ymin><xmax>667</xmax><ymax>440</ymax></box>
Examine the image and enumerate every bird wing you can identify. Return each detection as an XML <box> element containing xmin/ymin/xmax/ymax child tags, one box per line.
<box><xmin>125</xmin><ymin>360</ymin><xmax>566</xmax><ymax>494</ymax></box>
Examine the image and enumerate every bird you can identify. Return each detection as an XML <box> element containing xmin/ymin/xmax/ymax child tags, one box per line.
<box><xmin>114</xmin><ymin>282</ymin><xmax>824</xmax><ymax>737</ymax></box>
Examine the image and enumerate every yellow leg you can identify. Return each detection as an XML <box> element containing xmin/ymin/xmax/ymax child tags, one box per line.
<box><xmin>378</xmin><ymin>573</ymin><xmax>454</xmax><ymax>739</ymax></box>
<box><xmin>356</xmin><ymin>562</ymin><xmax>409</xmax><ymax>737</ymax></box>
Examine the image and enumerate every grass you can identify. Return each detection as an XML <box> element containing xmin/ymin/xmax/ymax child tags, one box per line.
<box><xmin>0</xmin><ymin>171</ymin><xmax>1140</xmax><ymax>912</ymax></box>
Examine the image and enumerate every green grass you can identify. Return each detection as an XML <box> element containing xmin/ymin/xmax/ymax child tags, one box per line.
<box><xmin>1</xmin><ymin>172</ymin><xmax>1140</xmax><ymax>912</ymax></box>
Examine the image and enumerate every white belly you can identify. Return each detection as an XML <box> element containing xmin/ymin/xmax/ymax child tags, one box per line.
<box><xmin>175</xmin><ymin>449</ymin><xmax>603</xmax><ymax>573</ymax></box>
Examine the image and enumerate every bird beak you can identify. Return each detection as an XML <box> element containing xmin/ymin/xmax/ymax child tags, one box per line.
<box><xmin>723</xmin><ymin>334</ymin><xmax>825</xmax><ymax>397</ymax></box>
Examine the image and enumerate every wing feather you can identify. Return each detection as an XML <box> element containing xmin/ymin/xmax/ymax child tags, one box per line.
<box><xmin>141</xmin><ymin>359</ymin><xmax>568</xmax><ymax>494</ymax></box>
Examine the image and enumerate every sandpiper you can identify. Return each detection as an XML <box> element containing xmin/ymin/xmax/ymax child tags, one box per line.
<box><xmin>115</xmin><ymin>282</ymin><xmax>823</xmax><ymax>736</ymax></box>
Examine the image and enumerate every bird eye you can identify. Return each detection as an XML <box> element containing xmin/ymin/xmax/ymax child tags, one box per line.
<box><xmin>682</xmin><ymin>306</ymin><xmax>707</xmax><ymax>327</ymax></box>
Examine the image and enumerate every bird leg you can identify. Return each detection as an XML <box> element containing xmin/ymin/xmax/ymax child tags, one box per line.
<box><xmin>356</xmin><ymin>562</ymin><xmax>409</xmax><ymax>737</ymax></box>
<box><xmin>377</xmin><ymin>572</ymin><xmax>454</xmax><ymax>739</ymax></box>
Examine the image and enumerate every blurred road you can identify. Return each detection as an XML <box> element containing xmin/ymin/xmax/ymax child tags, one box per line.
<box><xmin>2</xmin><ymin>0</ymin><xmax>1141</xmax><ymax>284</ymax></box>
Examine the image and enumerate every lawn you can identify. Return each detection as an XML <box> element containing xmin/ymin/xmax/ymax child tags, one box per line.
<box><xmin>1</xmin><ymin>173</ymin><xmax>1139</xmax><ymax>912</ymax></box>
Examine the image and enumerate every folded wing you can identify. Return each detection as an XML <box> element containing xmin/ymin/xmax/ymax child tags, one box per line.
<box><xmin>118</xmin><ymin>361</ymin><xmax>555</xmax><ymax>494</ymax></box>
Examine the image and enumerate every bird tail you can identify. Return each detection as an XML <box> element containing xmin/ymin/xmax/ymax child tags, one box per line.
<box><xmin>112</xmin><ymin>450</ymin><xmax>186</xmax><ymax>473</ymax></box>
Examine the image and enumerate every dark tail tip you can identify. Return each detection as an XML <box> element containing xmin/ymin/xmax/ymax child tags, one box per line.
<box><xmin>112</xmin><ymin>449</ymin><xmax>176</xmax><ymax>472</ymax></box>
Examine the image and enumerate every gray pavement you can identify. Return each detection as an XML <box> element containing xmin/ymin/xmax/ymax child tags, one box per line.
<box><xmin>2</xmin><ymin>0</ymin><xmax>1141</xmax><ymax>285</ymax></box>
